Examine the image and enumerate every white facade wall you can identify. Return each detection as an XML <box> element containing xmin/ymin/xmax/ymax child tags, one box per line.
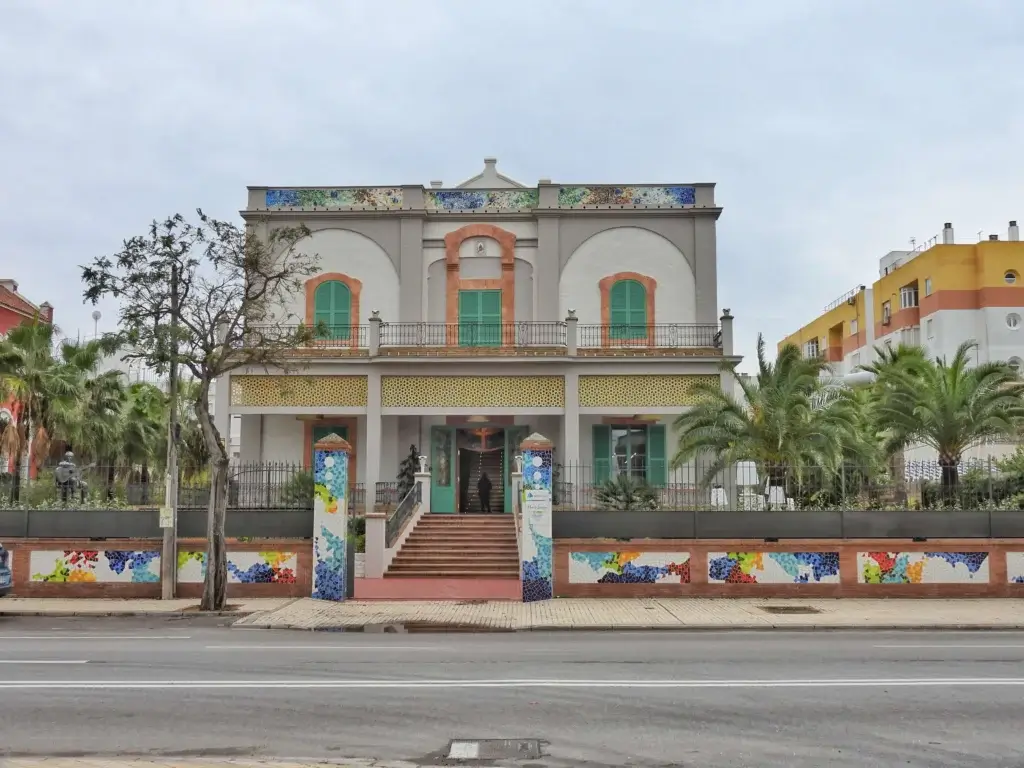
<box><xmin>558</xmin><ymin>227</ymin><xmax>697</xmax><ymax>326</ymax></box>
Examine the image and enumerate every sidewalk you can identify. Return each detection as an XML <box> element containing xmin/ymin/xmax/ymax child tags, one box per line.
<box><xmin>0</xmin><ymin>760</ymin><xmax>410</xmax><ymax>768</ymax></box>
<box><xmin>233</xmin><ymin>597</ymin><xmax>1024</xmax><ymax>632</ymax></box>
<box><xmin>0</xmin><ymin>597</ymin><xmax>293</xmax><ymax>617</ymax></box>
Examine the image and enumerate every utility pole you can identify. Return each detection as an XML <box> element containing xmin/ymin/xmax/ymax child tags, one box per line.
<box><xmin>160</xmin><ymin>262</ymin><xmax>180</xmax><ymax>600</ymax></box>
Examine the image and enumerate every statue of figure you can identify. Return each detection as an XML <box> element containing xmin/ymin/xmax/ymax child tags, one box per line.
<box><xmin>54</xmin><ymin>451</ymin><xmax>78</xmax><ymax>504</ymax></box>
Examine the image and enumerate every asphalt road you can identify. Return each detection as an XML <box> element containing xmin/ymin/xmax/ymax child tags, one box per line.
<box><xmin>1</xmin><ymin>616</ymin><xmax>1024</xmax><ymax>767</ymax></box>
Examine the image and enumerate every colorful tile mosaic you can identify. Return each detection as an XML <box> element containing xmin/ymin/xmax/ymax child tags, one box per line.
<box><xmin>558</xmin><ymin>186</ymin><xmax>696</xmax><ymax>207</ymax></box>
<box><xmin>312</xmin><ymin>439</ymin><xmax>349</xmax><ymax>601</ymax></box>
<box><xmin>1008</xmin><ymin>553</ymin><xmax>1024</xmax><ymax>583</ymax></box>
<box><xmin>177</xmin><ymin>551</ymin><xmax>298</xmax><ymax>584</ymax></box>
<box><xmin>570</xmin><ymin>552</ymin><xmax>690</xmax><ymax>584</ymax></box>
<box><xmin>521</xmin><ymin>445</ymin><xmax>553</xmax><ymax>602</ymax></box>
<box><xmin>858</xmin><ymin>552</ymin><xmax>990</xmax><ymax>584</ymax></box>
<box><xmin>264</xmin><ymin>188</ymin><xmax>403</xmax><ymax>209</ymax></box>
<box><xmin>708</xmin><ymin>552</ymin><xmax>840</xmax><ymax>584</ymax></box>
<box><xmin>30</xmin><ymin>550</ymin><xmax>160</xmax><ymax>583</ymax></box>
<box><xmin>425</xmin><ymin>189</ymin><xmax>539</xmax><ymax>211</ymax></box>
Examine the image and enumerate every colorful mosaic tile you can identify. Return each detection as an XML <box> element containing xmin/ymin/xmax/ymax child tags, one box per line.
<box><xmin>570</xmin><ymin>552</ymin><xmax>690</xmax><ymax>584</ymax></box>
<box><xmin>176</xmin><ymin>551</ymin><xmax>298</xmax><ymax>584</ymax></box>
<box><xmin>858</xmin><ymin>552</ymin><xmax>989</xmax><ymax>584</ymax></box>
<box><xmin>312</xmin><ymin>440</ymin><xmax>349</xmax><ymax>601</ymax></box>
<box><xmin>558</xmin><ymin>186</ymin><xmax>696</xmax><ymax>207</ymax></box>
<box><xmin>1008</xmin><ymin>553</ymin><xmax>1024</xmax><ymax>583</ymax></box>
<box><xmin>30</xmin><ymin>550</ymin><xmax>160</xmax><ymax>583</ymax></box>
<box><xmin>577</xmin><ymin>374</ymin><xmax>718</xmax><ymax>408</ymax></box>
<box><xmin>264</xmin><ymin>188</ymin><xmax>403</xmax><ymax>209</ymax></box>
<box><xmin>425</xmin><ymin>189</ymin><xmax>539</xmax><ymax>211</ymax></box>
<box><xmin>708</xmin><ymin>552</ymin><xmax>840</xmax><ymax>584</ymax></box>
<box><xmin>230</xmin><ymin>375</ymin><xmax>368</xmax><ymax>407</ymax></box>
<box><xmin>521</xmin><ymin>446</ymin><xmax>553</xmax><ymax>602</ymax></box>
<box><xmin>380</xmin><ymin>375</ymin><xmax>564</xmax><ymax>408</ymax></box>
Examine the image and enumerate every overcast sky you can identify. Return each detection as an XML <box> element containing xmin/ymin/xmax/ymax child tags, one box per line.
<box><xmin>1</xmin><ymin>0</ymin><xmax>1021</xmax><ymax>367</ymax></box>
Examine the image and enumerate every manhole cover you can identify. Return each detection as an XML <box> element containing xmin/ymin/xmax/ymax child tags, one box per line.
<box><xmin>447</xmin><ymin>739</ymin><xmax>542</xmax><ymax>760</ymax></box>
<box><xmin>760</xmin><ymin>605</ymin><xmax>821</xmax><ymax>615</ymax></box>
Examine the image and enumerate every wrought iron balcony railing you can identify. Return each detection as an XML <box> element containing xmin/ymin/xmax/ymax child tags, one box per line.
<box><xmin>577</xmin><ymin>323</ymin><xmax>722</xmax><ymax>348</ymax></box>
<box><xmin>379</xmin><ymin>321</ymin><xmax>566</xmax><ymax>348</ymax></box>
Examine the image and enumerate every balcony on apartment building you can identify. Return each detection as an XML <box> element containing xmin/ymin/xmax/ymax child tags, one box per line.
<box><xmin>242</xmin><ymin>317</ymin><xmax>724</xmax><ymax>359</ymax></box>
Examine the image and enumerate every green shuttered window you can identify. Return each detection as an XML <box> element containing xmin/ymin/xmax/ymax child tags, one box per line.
<box><xmin>458</xmin><ymin>289</ymin><xmax>501</xmax><ymax>346</ymax></box>
<box><xmin>592</xmin><ymin>423</ymin><xmax>666</xmax><ymax>485</ymax></box>
<box><xmin>609</xmin><ymin>279</ymin><xmax>647</xmax><ymax>340</ymax></box>
<box><xmin>313</xmin><ymin>280</ymin><xmax>352</xmax><ymax>340</ymax></box>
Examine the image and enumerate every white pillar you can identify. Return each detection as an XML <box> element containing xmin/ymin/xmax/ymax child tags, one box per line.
<box><xmin>364</xmin><ymin>371</ymin><xmax>382</xmax><ymax>512</ymax></box>
<box><xmin>562</xmin><ymin>372</ymin><xmax>580</xmax><ymax>468</ymax></box>
<box><xmin>364</xmin><ymin>512</ymin><xmax>386</xmax><ymax>578</ymax></box>
<box><xmin>415</xmin><ymin>468</ymin><xmax>431</xmax><ymax>514</ymax></box>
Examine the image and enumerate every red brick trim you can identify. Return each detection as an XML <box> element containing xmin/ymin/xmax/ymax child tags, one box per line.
<box><xmin>599</xmin><ymin>272</ymin><xmax>657</xmax><ymax>346</ymax></box>
<box><xmin>444</xmin><ymin>224</ymin><xmax>516</xmax><ymax>342</ymax></box>
<box><xmin>304</xmin><ymin>272</ymin><xmax>362</xmax><ymax>349</ymax></box>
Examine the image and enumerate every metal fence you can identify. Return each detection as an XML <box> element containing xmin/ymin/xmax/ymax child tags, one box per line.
<box><xmin>380</xmin><ymin>322</ymin><xmax>566</xmax><ymax>347</ymax></box>
<box><xmin>244</xmin><ymin>323</ymin><xmax>368</xmax><ymax>348</ymax></box>
<box><xmin>555</xmin><ymin>458</ymin><xmax>1024</xmax><ymax>510</ymax></box>
<box><xmin>576</xmin><ymin>323</ymin><xmax>722</xmax><ymax>348</ymax></box>
<box><xmin>0</xmin><ymin>462</ymin><xmax>409</xmax><ymax>511</ymax></box>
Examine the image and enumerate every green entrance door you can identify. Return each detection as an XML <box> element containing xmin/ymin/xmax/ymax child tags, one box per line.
<box><xmin>504</xmin><ymin>425</ymin><xmax>529</xmax><ymax>513</ymax></box>
<box><xmin>430</xmin><ymin>426</ymin><xmax>456</xmax><ymax>513</ymax></box>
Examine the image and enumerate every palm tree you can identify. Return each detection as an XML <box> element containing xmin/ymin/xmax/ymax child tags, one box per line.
<box><xmin>872</xmin><ymin>340</ymin><xmax>1024</xmax><ymax>496</ymax></box>
<box><xmin>672</xmin><ymin>335</ymin><xmax>862</xmax><ymax>498</ymax></box>
<box><xmin>119</xmin><ymin>381</ymin><xmax>166</xmax><ymax>502</ymax></box>
<box><xmin>173</xmin><ymin>379</ymin><xmax>210</xmax><ymax>480</ymax></box>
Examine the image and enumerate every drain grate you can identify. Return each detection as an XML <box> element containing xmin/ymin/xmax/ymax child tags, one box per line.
<box><xmin>447</xmin><ymin>739</ymin><xmax>542</xmax><ymax>760</ymax></box>
<box><xmin>760</xmin><ymin>605</ymin><xmax>822</xmax><ymax>615</ymax></box>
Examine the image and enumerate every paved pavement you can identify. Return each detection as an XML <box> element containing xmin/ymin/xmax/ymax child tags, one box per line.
<box><xmin>235</xmin><ymin>596</ymin><xmax>1024</xmax><ymax>631</ymax></box>
<box><xmin>0</xmin><ymin>598</ymin><xmax>293</xmax><ymax>616</ymax></box>
<box><xmin>3</xmin><ymin>616</ymin><xmax>1024</xmax><ymax>766</ymax></box>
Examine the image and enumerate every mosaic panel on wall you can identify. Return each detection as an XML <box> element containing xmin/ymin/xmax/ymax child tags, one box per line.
<box><xmin>521</xmin><ymin>445</ymin><xmax>553</xmax><ymax>602</ymax></box>
<box><xmin>578</xmin><ymin>374</ymin><xmax>717</xmax><ymax>408</ymax></box>
<box><xmin>230</xmin><ymin>375</ymin><xmax>368</xmax><ymax>407</ymax></box>
<box><xmin>264</xmin><ymin>188</ymin><xmax>403</xmax><ymax>209</ymax></box>
<box><xmin>858</xmin><ymin>552</ymin><xmax>990</xmax><ymax>584</ymax></box>
<box><xmin>1007</xmin><ymin>553</ymin><xmax>1024</xmax><ymax>583</ymax></box>
<box><xmin>558</xmin><ymin>186</ymin><xmax>696</xmax><ymax>207</ymax></box>
<box><xmin>177</xmin><ymin>551</ymin><xmax>298</xmax><ymax>584</ymax></box>
<box><xmin>30</xmin><ymin>550</ymin><xmax>160</xmax><ymax>583</ymax></box>
<box><xmin>708</xmin><ymin>552</ymin><xmax>840</xmax><ymax>584</ymax></box>
<box><xmin>381</xmin><ymin>376</ymin><xmax>564</xmax><ymax>408</ymax></box>
<box><xmin>312</xmin><ymin>437</ymin><xmax>349</xmax><ymax>601</ymax></box>
<box><xmin>570</xmin><ymin>552</ymin><xmax>691</xmax><ymax>584</ymax></box>
<box><xmin>425</xmin><ymin>189</ymin><xmax>539</xmax><ymax>211</ymax></box>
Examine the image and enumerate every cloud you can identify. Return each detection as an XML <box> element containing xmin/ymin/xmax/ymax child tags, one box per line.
<box><xmin>1</xmin><ymin>0</ymin><xmax>1022</xmax><ymax>368</ymax></box>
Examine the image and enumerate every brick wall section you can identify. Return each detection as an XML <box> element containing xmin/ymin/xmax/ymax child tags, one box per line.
<box><xmin>5</xmin><ymin>537</ymin><xmax>310</xmax><ymax>598</ymax></box>
<box><xmin>556</xmin><ymin>538</ymin><xmax>1024</xmax><ymax>598</ymax></box>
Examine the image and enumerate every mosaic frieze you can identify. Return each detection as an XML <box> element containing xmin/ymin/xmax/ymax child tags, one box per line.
<box><xmin>381</xmin><ymin>375</ymin><xmax>564</xmax><ymax>408</ymax></box>
<box><xmin>177</xmin><ymin>551</ymin><xmax>298</xmax><ymax>584</ymax></box>
<box><xmin>558</xmin><ymin>186</ymin><xmax>696</xmax><ymax>207</ymax></box>
<box><xmin>230</xmin><ymin>375</ymin><xmax>368</xmax><ymax>407</ymax></box>
<box><xmin>1008</xmin><ymin>553</ymin><xmax>1024</xmax><ymax>583</ymax></box>
<box><xmin>264</xmin><ymin>188</ymin><xmax>403</xmax><ymax>209</ymax></box>
<box><xmin>858</xmin><ymin>552</ymin><xmax>989</xmax><ymax>584</ymax></box>
<box><xmin>30</xmin><ymin>550</ymin><xmax>159</xmax><ymax>583</ymax></box>
<box><xmin>425</xmin><ymin>189</ymin><xmax>539</xmax><ymax>211</ymax></box>
<box><xmin>577</xmin><ymin>374</ymin><xmax>717</xmax><ymax>408</ymax></box>
<box><xmin>708</xmin><ymin>552</ymin><xmax>840</xmax><ymax>584</ymax></box>
<box><xmin>570</xmin><ymin>552</ymin><xmax>691</xmax><ymax>584</ymax></box>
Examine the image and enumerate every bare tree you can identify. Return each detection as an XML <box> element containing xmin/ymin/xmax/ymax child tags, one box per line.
<box><xmin>82</xmin><ymin>211</ymin><xmax>318</xmax><ymax>610</ymax></box>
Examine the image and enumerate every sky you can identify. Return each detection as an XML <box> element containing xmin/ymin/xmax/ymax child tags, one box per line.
<box><xmin>1</xmin><ymin>0</ymin><xmax>1022</xmax><ymax>368</ymax></box>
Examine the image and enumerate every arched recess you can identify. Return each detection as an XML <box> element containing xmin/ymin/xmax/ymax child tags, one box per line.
<box><xmin>444</xmin><ymin>223</ymin><xmax>517</xmax><ymax>344</ymax></box>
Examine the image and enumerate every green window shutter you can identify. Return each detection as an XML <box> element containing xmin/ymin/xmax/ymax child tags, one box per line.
<box><xmin>609</xmin><ymin>280</ymin><xmax>646</xmax><ymax>340</ymax></box>
<box><xmin>592</xmin><ymin>425</ymin><xmax>611</xmax><ymax>484</ymax></box>
<box><xmin>628</xmin><ymin>280</ymin><xmax>647</xmax><ymax>331</ymax></box>
<box><xmin>479</xmin><ymin>290</ymin><xmax>502</xmax><ymax>346</ymax></box>
<box><xmin>458</xmin><ymin>290</ymin><xmax>480</xmax><ymax>346</ymax></box>
<box><xmin>459</xmin><ymin>290</ymin><xmax>501</xmax><ymax>346</ymax></box>
<box><xmin>646</xmin><ymin>424</ymin><xmax>667</xmax><ymax>485</ymax></box>
<box><xmin>313</xmin><ymin>281</ymin><xmax>351</xmax><ymax>341</ymax></box>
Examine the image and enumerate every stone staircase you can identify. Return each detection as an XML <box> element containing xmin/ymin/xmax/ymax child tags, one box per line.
<box><xmin>460</xmin><ymin>449</ymin><xmax>505</xmax><ymax>513</ymax></box>
<box><xmin>385</xmin><ymin>514</ymin><xmax>519</xmax><ymax>579</ymax></box>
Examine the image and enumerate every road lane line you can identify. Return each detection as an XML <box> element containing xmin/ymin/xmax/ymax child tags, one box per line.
<box><xmin>5</xmin><ymin>677</ymin><xmax>1024</xmax><ymax>689</ymax></box>
<box><xmin>204</xmin><ymin>645</ymin><xmax>442</xmax><ymax>650</ymax></box>
<box><xmin>874</xmin><ymin>644</ymin><xmax>1024</xmax><ymax>649</ymax></box>
<box><xmin>0</xmin><ymin>660</ymin><xmax>89</xmax><ymax>664</ymax></box>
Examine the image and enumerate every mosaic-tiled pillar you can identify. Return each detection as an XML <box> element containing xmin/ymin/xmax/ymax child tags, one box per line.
<box><xmin>312</xmin><ymin>433</ymin><xmax>351</xmax><ymax>601</ymax></box>
<box><xmin>520</xmin><ymin>433</ymin><xmax>553</xmax><ymax>602</ymax></box>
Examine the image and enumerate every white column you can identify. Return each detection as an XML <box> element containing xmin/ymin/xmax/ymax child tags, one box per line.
<box><xmin>562</xmin><ymin>372</ymin><xmax>580</xmax><ymax>468</ymax></box>
<box><xmin>364</xmin><ymin>372</ymin><xmax>382</xmax><ymax>511</ymax></box>
<box><xmin>415</xmin><ymin>467</ymin><xmax>431</xmax><ymax>514</ymax></box>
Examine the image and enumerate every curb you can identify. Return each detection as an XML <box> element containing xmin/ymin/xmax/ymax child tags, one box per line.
<box><xmin>232</xmin><ymin>622</ymin><xmax>1024</xmax><ymax>633</ymax></box>
<box><xmin>0</xmin><ymin>610</ymin><xmax>253</xmax><ymax>618</ymax></box>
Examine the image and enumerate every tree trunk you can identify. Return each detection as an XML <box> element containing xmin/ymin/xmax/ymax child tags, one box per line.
<box><xmin>939</xmin><ymin>455</ymin><xmax>959</xmax><ymax>506</ymax></box>
<box><xmin>140</xmin><ymin>462</ymin><xmax>150</xmax><ymax>505</ymax></box>
<box><xmin>201</xmin><ymin>455</ymin><xmax>229</xmax><ymax>611</ymax></box>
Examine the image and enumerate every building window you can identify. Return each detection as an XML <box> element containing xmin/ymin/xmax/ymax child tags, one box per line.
<box><xmin>458</xmin><ymin>289</ymin><xmax>502</xmax><ymax>346</ymax></box>
<box><xmin>926</xmin><ymin>318</ymin><xmax>934</xmax><ymax>339</ymax></box>
<box><xmin>592</xmin><ymin>423</ymin><xmax>667</xmax><ymax>485</ymax></box>
<box><xmin>1006</xmin><ymin>270</ymin><xmax>1019</xmax><ymax>285</ymax></box>
<box><xmin>882</xmin><ymin>300</ymin><xmax>892</xmax><ymax>325</ymax></box>
<box><xmin>849</xmin><ymin>318</ymin><xmax>858</xmax><ymax>336</ymax></box>
<box><xmin>312</xmin><ymin>280</ymin><xmax>352</xmax><ymax>340</ymax></box>
<box><xmin>1008</xmin><ymin>313</ymin><xmax>1021</xmax><ymax>331</ymax></box>
<box><xmin>608</xmin><ymin>279</ymin><xmax>648</xmax><ymax>340</ymax></box>
<box><xmin>804</xmin><ymin>338</ymin><xmax>820</xmax><ymax>358</ymax></box>
<box><xmin>899</xmin><ymin>286</ymin><xmax>919</xmax><ymax>309</ymax></box>
<box><xmin>924</xmin><ymin>278</ymin><xmax>933</xmax><ymax>296</ymax></box>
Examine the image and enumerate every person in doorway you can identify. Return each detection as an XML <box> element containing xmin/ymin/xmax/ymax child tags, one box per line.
<box><xmin>477</xmin><ymin>472</ymin><xmax>493</xmax><ymax>514</ymax></box>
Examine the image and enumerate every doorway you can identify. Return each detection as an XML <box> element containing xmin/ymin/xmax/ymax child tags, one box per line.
<box><xmin>456</xmin><ymin>426</ymin><xmax>504</xmax><ymax>513</ymax></box>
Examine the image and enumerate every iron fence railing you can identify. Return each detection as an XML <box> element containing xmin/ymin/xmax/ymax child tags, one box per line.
<box><xmin>376</xmin><ymin>482</ymin><xmax>401</xmax><ymax>507</ymax></box>
<box><xmin>577</xmin><ymin>323</ymin><xmax>722</xmax><ymax>348</ymax></box>
<box><xmin>386</xmin><ymin>480</ymin><xmax>421</xmax><ymax>548</ymax></box>
<box><xmin>243</xmin><ymin>323</ymin><xmax>368</xmax><ymax>348</ymax></box>
<box><xmin>380</xmin><ymin>321</ymin><xmax>566</xmax><ymax>347</ymax></box>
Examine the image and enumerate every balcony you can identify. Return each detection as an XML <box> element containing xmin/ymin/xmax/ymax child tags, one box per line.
<box><xmin>245</xmin><ymin>319</ymin><xmax>724</xmax><ymax>358</ymax></box>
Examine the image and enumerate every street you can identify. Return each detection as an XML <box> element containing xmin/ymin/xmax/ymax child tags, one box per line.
<box><xmin>0</xmin><ymin>616</ymin><xmax>1023</xmax><ymax>766</ymax></box>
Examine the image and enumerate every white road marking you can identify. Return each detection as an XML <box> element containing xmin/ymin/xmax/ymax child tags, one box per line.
<box><xmin>0</xmin><ymin>660</ymin><xmax>89</xmax><ymax>665</ymax></box>
<box><xmin>0</xmin><ymin>635</ymin><xmax>192</xmax><ymax>640</ymax></box>
<box><xmin>204</xmin><ymin>645</ymin><xmax>441</xmax><ymax>651</ymax></box>
<box><xmin>5</xmin><ymin>677</ymin><xmax>1024</xmax><ymax>689</ymax></box>
<box><xmin>448</xmin><ymin>741</ymin><xmax>481</xmax><ymax>759</ymax></box>
<box><xmin>874</xmin><ymin>644</ymin><xmax>1024</xmax><ymax>649</ymax></box>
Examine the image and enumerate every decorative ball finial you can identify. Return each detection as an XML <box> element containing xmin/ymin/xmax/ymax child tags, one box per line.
<box><xmin>418</xmin><ymin>455</ymin><xmax>428</xmax><ymax>474</ymax></box>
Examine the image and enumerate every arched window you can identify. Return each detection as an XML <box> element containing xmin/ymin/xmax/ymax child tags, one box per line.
<box><xmin>313</xmin><ymin>280</ymin><xmax>352</xmax><ymax>340</ymax></box>
<box><xmin>609</xmin><ymin>279</ymin><xmax>648</xmax><ymax>340</ymax></box>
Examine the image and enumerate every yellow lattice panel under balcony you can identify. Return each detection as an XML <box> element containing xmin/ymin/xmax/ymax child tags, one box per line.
<box><xmin>578</xmin><ymin>374</ymin><xmax>719</xmax><ymax>408</ymax></box>
<box><xmin>230</xmin><ymin>375</ymin><xmax>368</xmax><ymax>407</ymax></box>
<box><xmin>381</xmin><ymin>376</ymin><xmax>565</xmax><ymax>408</ymax></box>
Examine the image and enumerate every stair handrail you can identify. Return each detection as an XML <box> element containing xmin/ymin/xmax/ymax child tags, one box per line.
<box><xmin>386</xmin><ymin>480</ymin><xmax>421</xmax><ymax>549</ymax></box>
<box><xmin>512</xmin><ymin>479</ymin><xmax>523</xmax><ymax>583</ymax></box>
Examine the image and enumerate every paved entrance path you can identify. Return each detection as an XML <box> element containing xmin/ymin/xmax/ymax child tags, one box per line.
<box><xmin>233</xmin><ymin>596</ymin><xmax>1024</xmax><ymax>631</ymax></box>
<box><xmin>1</xmin><ymin>761</ymin><xmax>417</xmax><ymax>768</ymax></box>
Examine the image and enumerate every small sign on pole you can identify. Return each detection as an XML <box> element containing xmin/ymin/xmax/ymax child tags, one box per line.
<box><xmin>159</xmin><ymin>506</ymin><xmax>174</xmax><ymax>529</ymax></box>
